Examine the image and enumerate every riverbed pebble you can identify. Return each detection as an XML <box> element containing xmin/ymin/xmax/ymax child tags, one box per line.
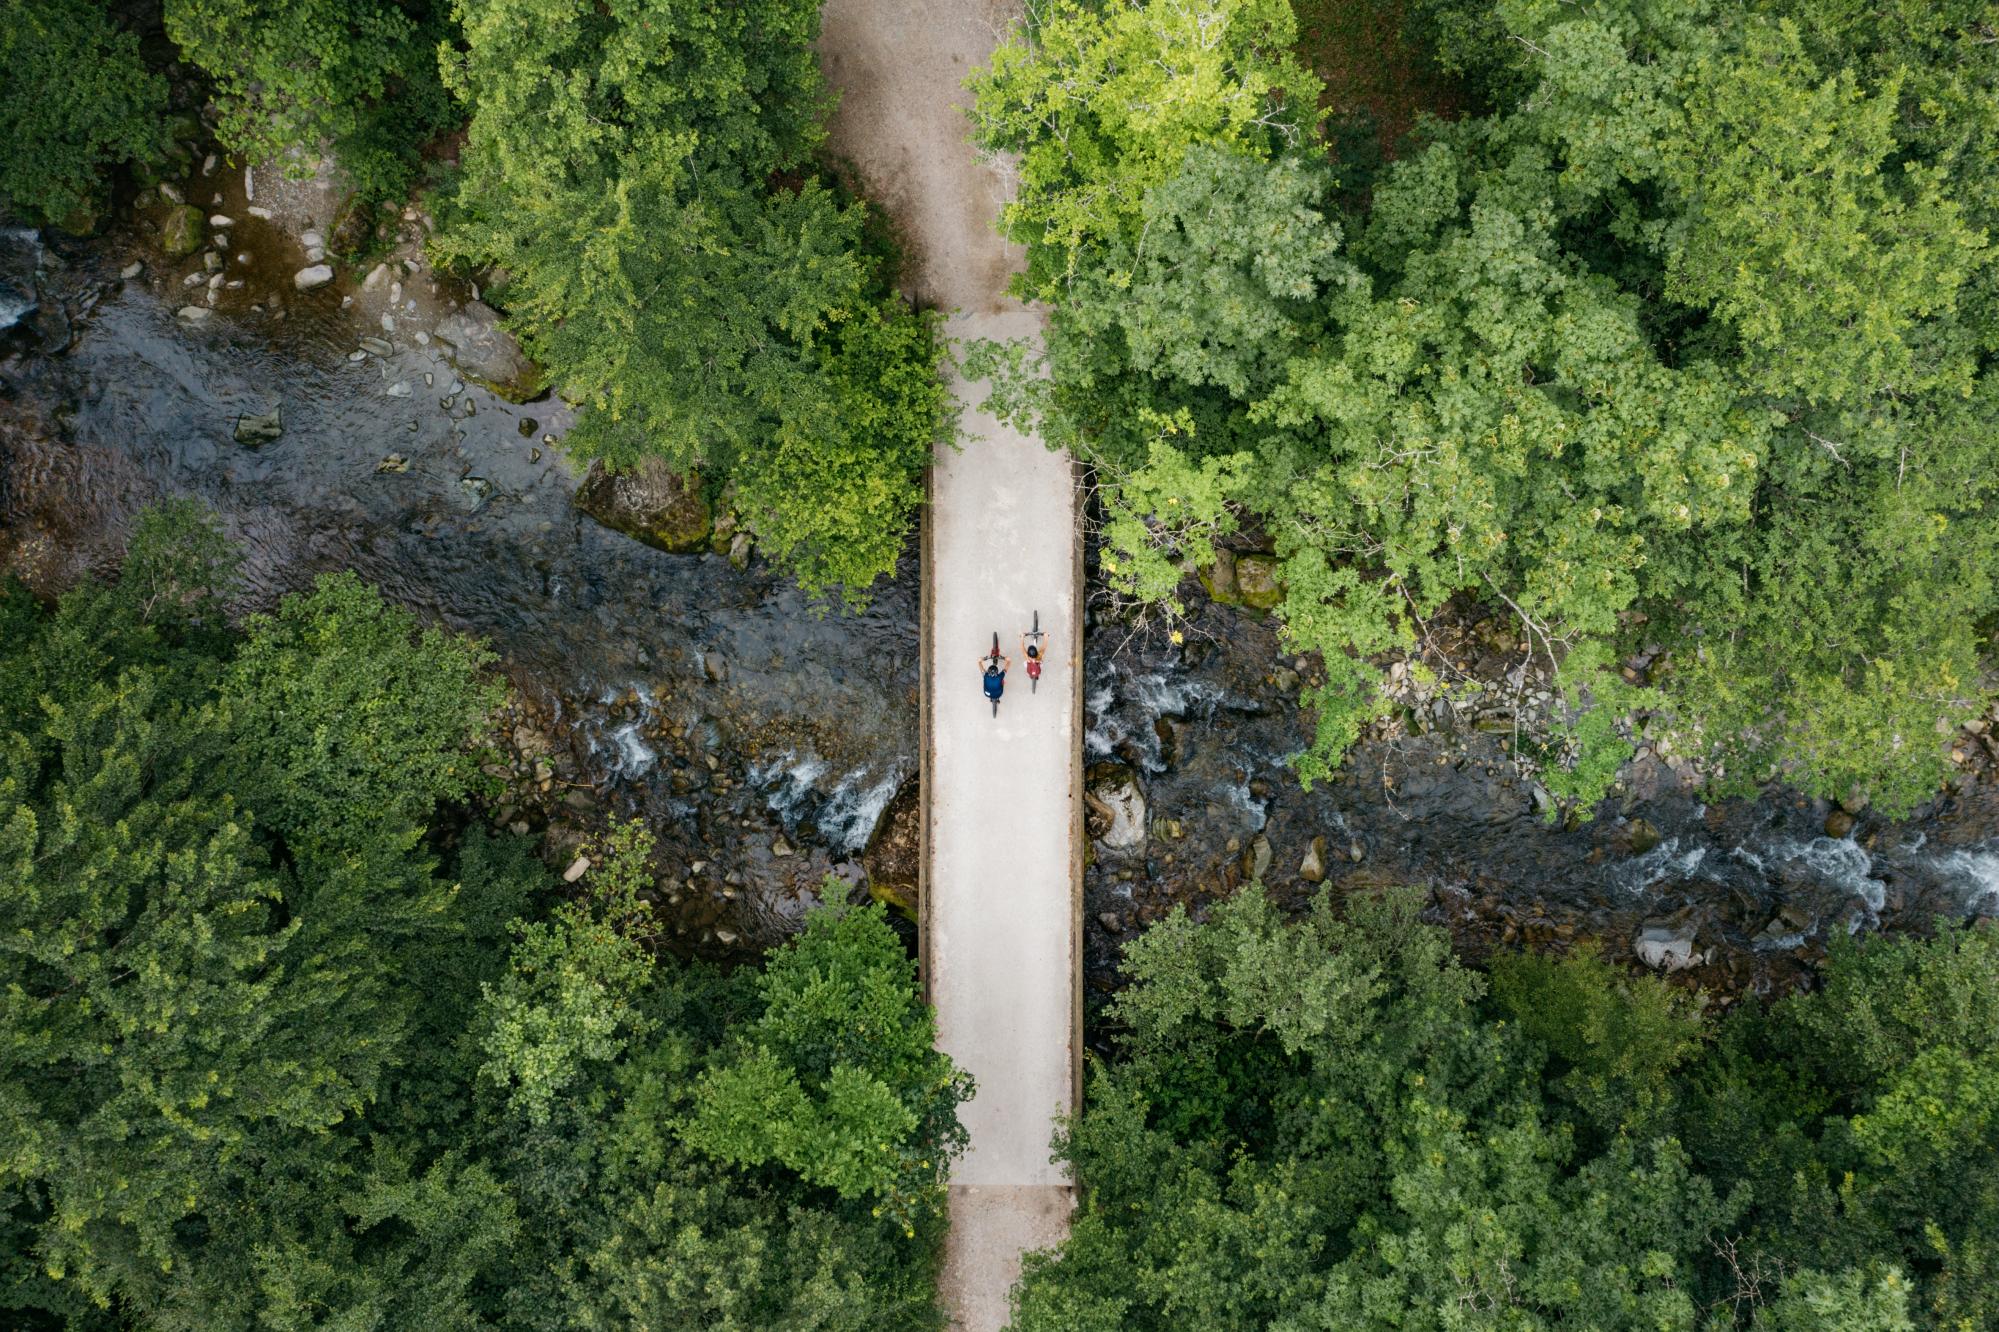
<box><xmin>293</xmin><ymin>264</ymin><xmax>334</xmax><ymax>290</ymax></box>
<box><xmin>209</xmin><ymin>214</ymin><xmax>233</xmax><ymax>228</ymax></box>
<box><xmin>562</xmin><ymin>855</ymin><xmax>591</xmax><ymax>883</ymax></box>
<box><xmin>120</xmin><ymin>261</ymin><xmax>144</xmax><ymax>280</ymax></box>
<box><xmin>247</xmin><ymin>205</ymin><xmax>273</xmax><ymax>220</ymax></box>
<box><xmin>175</xmin><ymin>306</ymin><xmax>211</xmax><ymax>324</ymax></box>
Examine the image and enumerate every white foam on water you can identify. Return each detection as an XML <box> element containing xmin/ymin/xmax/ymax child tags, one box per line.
<box><xmin>1612</xmin><ymin>837</ymin><xmax>1710</xmax><ymax>895</ymax></box>
<box><xmin>1225</xmin><ymin>780</ymin><xmax>1269</xmax><ymax>832</ymax></box>
<box><xmin>607</xmin><ymin>721</ymin><xmax>657</xmax><ymax>778</ymax></box>
<box><xmin>1758</xmin><ymin>836</ymin><xmax>1884</xmax><ymax>913</ymax></box>
<box><xmin>1932</xmin><ymin>849</ymin><xmax>1999</xmax><ymax>912</ymax></box>
<box><xmin>818</xmin><ymin>769</ymin><xmax>904</xmax><ymax>853</ymax></box>
<box><xmin>749</xmin><ymin>750</ymin><xmax>831</xmax><ymax>822</ymax></box>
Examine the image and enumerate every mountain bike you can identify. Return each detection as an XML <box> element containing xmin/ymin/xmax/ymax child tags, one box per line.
<box><xmin>981</xmin><ymin>631</ymin><xmax>1006</xmax><ymax>718</ymax></box>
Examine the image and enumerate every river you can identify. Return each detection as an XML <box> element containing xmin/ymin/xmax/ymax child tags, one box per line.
<box><xmin>6</xmin><ymin>216</ymin><xmax>1998</xmax><ymax>995</ymax></box>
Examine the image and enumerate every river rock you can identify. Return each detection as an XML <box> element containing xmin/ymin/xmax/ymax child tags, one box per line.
<box><xmin>562</xmin><ymin>855</ymin><xmax>591</xmax><ymax>883</ymax></box>
<box><xmin>1235</xmin><ymin>553</ymin><xmax>1284</xmax><ymax>610</ymax></box>
<box><xmin>362</xmin><ymin>262</ymin><xmax>391</xmax><ymax>291</ymax></box>
<box><xmin>1300</xmin><ymin>835</ymin><xmax>1327</xmax><ymax>883</ymax></box>
<box><xmin>1623</xmin><ymin>818</ymin><xmax>1663</xmax><ymax>855</ymax></box>
<box><xmin>771</xmin><ymin>834</ymin><xmax>794</xmax><ymax>858</ymax></box>
<box><xmin>1634</xmin><ymin>920</ymin><xmax>1698</xmax><ymax>972</ymax></box>
<box><xmin>1085</xmin><ymin>763</ymin><xmax>1147</xmax><ymax>850</ymax></box>
<box><xmin>575</xmin><ymin>458</ymin><xmax>713</xmax><ymax>554</ymax></box>
<box><xmin>120</xmin><ymin>261</ymin><xmax>144</xmax><ymax>280</ymax></box>
<box><xmin>175</xmin><ymin>305</ymin><xmax>212</xmax><ymax>325</ymax></box>
<box><xmin>1824</xmin><ymin>808</ymin><xmax>1855</xmax><ymax>839</ymax></box>
<box><xmin>293</xmin><ymin>264</ymin><xmax>334</xmax><ymax>290</ymax></box>
<box><xmin>1245</xmin><ymin>833</ymin><xmax>1273</xmax><ymax>882</ymax></box>
<box><xmin>1199</xmin><ymin>548</ymin><xmax>1239</xmax><ymax>605</ymax></box>
<box><xmin>433</xmin><ymin>299</ymin><xmax>546</xmax><ymax>402</ymax></box>
<box><xmin>161</xmin><ymin>205</ymin><xmax>204</xmax><ymax>257</ymax></box>
<box><xmin>233</xmin><ymin>405</ymin><xmax>283</xmax><ymax>445</ymax></box>
<box><xmin>209</xmin><ymin>214</ymin><xmax>234</xmax><ymax>229</ymax></box>
<box><xmin>703</xmin><ymin>652</ymin><xmax>728</xmax><ymax>683</ymax></box>
<box><xmin>862</xmin><ymin>781</ymin><xmax>921</xmax><ymax>918</ymax></box>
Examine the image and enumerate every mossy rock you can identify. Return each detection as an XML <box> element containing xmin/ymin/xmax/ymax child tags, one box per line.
<box><xmin>1198</xmin><ymin>548</ymin><xmax>1240</xmax><ymax>605</ymax></box>
<box><xmin>867</xmin><ymin>876</ymin><xmax>917</xmax><ymax>920</ymax></box>
<box><xmin>160</xmin><ymin>204</ymin><xmax>203</xmax><ymax>258</ymax></box>
<box><xmin>1235</xmin><ymin>553</ymin><xmax>1285</xmax><ymax>611</ymax></box>
<box><xmin>574</xmin><ymin>459</ymin><xmax>712</xmax><ymax>553</ymax></box>
<box><xmin>434</xmin><ymin>299</ymin><xmax>547</xmax><ymax>404</ymax></box>
<box><xmin>57</xmin><ymin>201</ymin><xmax>104</xmax><ymax>238</ymax></box>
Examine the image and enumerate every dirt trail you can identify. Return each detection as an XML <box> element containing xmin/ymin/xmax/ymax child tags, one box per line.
<box><xmin>820</xmin><ymin>3</ymin><xmax>1079</xmax><ymax>1327</ymax></box>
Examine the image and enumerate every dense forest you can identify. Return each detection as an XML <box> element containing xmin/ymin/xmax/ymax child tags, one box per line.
<box><xmin>0</xmin><ymin>506</ymin><xmax>969</xmax><ymax>1329</ymax></box>
<box><xmin>969</xmin><ymin>0</ymin><xmax>1999</xmax><ymax>811</ymax></box>
<box><xmin>1012</xmin><ymin>886</ymin><xmax>1999</xmax><ymax>1329</ymax></box>
<box><xmin>5</xmin><ymin>0</ymin><xmax>1999</xmax><ymax>1328</ymax></box>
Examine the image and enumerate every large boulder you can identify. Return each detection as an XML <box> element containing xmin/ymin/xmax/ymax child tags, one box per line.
<box><xmin>1235</xmin><ymin>553</ymin><xmax>1285</xmax><ymax>611</ymax></box>
<box><xmin>160</xmin><ymin>204</ymin><xmax>204</xmax><ymax>258</ymax></box>
<box><xmin>1634</xmin><ymin>919</ymin><xmax>1699</xmax><ymax>972</ymax></box>
<box><xmin>575</xmin><ymin>459</ymin><xmax>713</xmax><ymax>554</ymax></box>
<box><xmin>1084</xmin><ymin>763</ymin><xmax>1147</xmax><ymax>851</ymax></box>
<box><xmin>433</xmin><ymin>300</ymin><xmax>546</xmax><ymax>403</ymax></box>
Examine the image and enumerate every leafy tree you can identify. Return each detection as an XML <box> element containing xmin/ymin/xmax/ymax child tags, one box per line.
<box><xmin>687</xmin><ymin>900</ymin><xmax>972</xmax><ymax>1233</ymax></box>
<box><xmin>163</xmin><ymin>0</ymin><xmax>455</xmax><ymax>203</ymax></box>
<box><xmin>479</xmin><ymin>821</ymin><xmax>660</xmax><ymax>1127</ymax></box>
<box><xmin>0</xmin><ymin>0</ymin><xmax>169</xmax><ymax>227</ymax></box>
<box><xmin>967</xmin><ymin>0</ymin><xmax>1323</xmax><ymax>300</ymax></box>
<box><xmin>221</xmin><ymin>571</ymin><xmax>497</xmax><ymax>855</ymax></box>
<box><xmin>1012</xmin><ymin>886</ymin><xmax>1993</xmax><ymax>1330</ymax></box>
<box><xmin>436</xmin><ymin>0</ymin><xmax>948</xmax><ymax>601</ymax></box>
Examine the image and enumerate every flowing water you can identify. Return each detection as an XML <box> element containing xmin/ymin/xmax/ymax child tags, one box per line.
<box><xmin>1079</xmin><ymin>565</ymin><xmax>1999</xmax><ymax>1006</ymax></box>
<box><xmin>1</xmin><ymin>221</ymin><xmax>917</xmax><ymax>953</ymax></box>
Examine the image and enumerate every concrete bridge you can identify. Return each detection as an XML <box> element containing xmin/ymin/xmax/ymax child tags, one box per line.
<box><xmin>820</xmin><ymin>1</ymin><xmax>1081</xmax><ymax>1326</ymax></box>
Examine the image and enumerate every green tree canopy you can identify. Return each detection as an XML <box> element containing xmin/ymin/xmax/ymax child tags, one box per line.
<box><xmin>163</xmin><ymin>0</ymin><xmax>455</xmax><ymax>202</ymax></box>
<box><xmin>0</xmin><ymin>0</ymin><xmax>168</xmax><ymax>227</ymax></box>
<box><xmin>436</xmin><ymin>0</ymin><xmax>950</xmax><ymax>601</ymax></box>
<box><xmin>0</xmin><ymin>508</ymin><xmax>969</xmax><ymax>1328</ymax></box>
<box><xmin>971</xmin><ymin>0</ymin><xmax>1999</xmax><ymax>810</ymax></box>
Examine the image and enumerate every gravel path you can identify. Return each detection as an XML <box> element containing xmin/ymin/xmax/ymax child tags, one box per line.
<box><xmin>820</xmin><ymin>2</ymin><xmax>1079</xmax><ymax>1326</ymax></box>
